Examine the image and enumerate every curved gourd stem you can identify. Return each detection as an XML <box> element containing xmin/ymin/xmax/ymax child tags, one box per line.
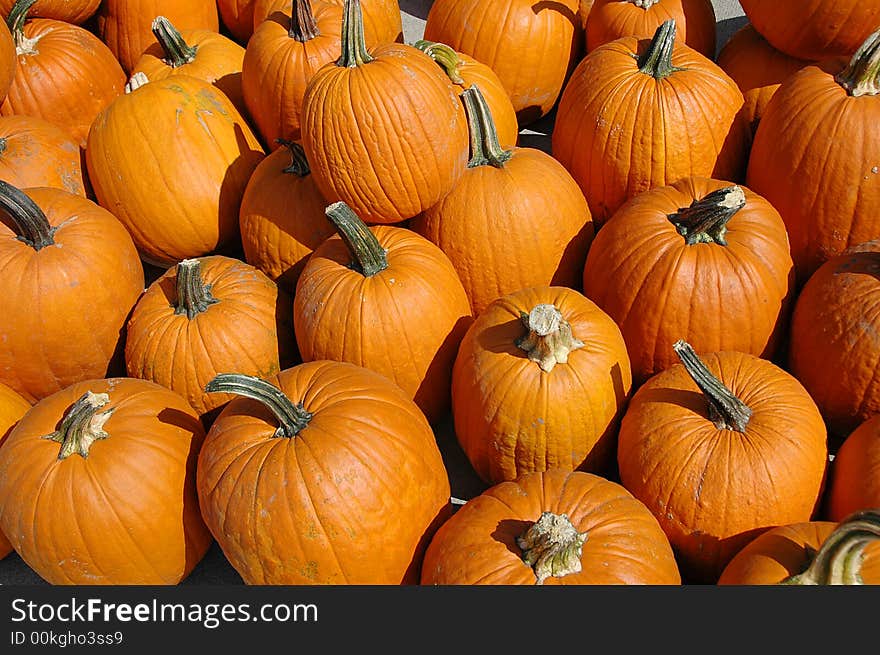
<box><xmin>668</xmin><ymin>186</ymin><xmax>746</xmax><ymax>246</ymax></box>
<box><xmin>290</xmin><ymin>0</ymin><xmax>320</xmax><ymax>41</ymax></box>
<box><xmin>0</xmin><ymin>180</ymin><xmax>55</xmax><ymax>250</ymax></box>
<box><xmin>517</xmin><ymin>512</ymin><xmax>589</xmax><ymax>585</ymax></box>
<box><xmin>42</xmin><ymin>391</ymin><xmax>115</xmax><ymax>460</ymax></box>
<box><xmin>174</xmin><ymin>259</ymin><xmax>219</xmax><ymax>319</ymax></box>
<box><xmin>276</xmin><ymin>139</ymin><xmax>311</xmax><ymax>176</ymax></box>
<box><xmin>461</xmin><ymin>86</ymin><xmax>513</xmax><ymax>169</ymax></box>
<box><xmin>673</xmin><ymin>340</ymin><xmax>753</xmax><ymax>432</ymax></box>
<box><xmin>205</xmin><ymin>374</ymin><xmax>313</xmax><ymax>438</ymax></box>
<box><xmin>836</xmin><ymin>26</ymin><xmax>880</xmax><ymax>97</ymax></box>
<box><xmin>638</xmin><ymin>19</ymin><xmax>682</xmax><ymax>79</ymax></box>
<box><xmin>151</xmin><ymin>16</ymin><xmax>197</xmax><ymax>67</ymax></box>
<box><xmin>781</xmin><ymin>510</ymin><xmax>880</xmax><ymax>585</ymax></box>
<box><xmin>324</xmin><ymin>201</ymin><xmax>388</xmax><ymax>277</ymax></box>
<box><xmin>515</xmin><ymin>304</ymin><xmax>585</xmax><ymax>373</ymax></box>
<box><xmin>7</xmin><ymin>0</ymin><xmax>38</xmax><ymax>54</ymax></box>
<box><xmin>337</xmin><ymin>0</ymin><xmax>373</xmax><ymax>67</ymax></box>
<box><xmin>413</xmin><ymin>39</ymin><xmax>465</xmax><ymax>84</ymax></box>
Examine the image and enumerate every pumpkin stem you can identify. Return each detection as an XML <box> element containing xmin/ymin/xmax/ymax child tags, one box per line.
<box><xmin>276</xmin><ymin>139</ymin><xmax>311</xmax><ymax>176</ymax></box>
<box><xmin>673</xmin><ymin>340</ymin><xmax>753</xmax><ymax>432</ymax></box>
<box><xmin>413</xmin><ymin>39</ymin><xmax>465</xmax><ymax>85</ymax></box>
<box><xmin>0</xmin><ymin>138</ymin><xmax>6</xmax><ymax>154</ymax></box>
<box><xmin>781</xmin><ymin>510</ymin><xmax>880</xmax><ymax>585</ymax></box>
<box><xmin>638</xmin><ymin>19</ymin><xmax>682</xmax><ymax>79</ymax></box>
<box><xmin>125</xmin><ymin>72</ymin><xmax>150</xmax><ymax>93</ymax></box>
<box><xmin>629</xmin><ymin>0</ymin><xmax>661</xmax><ymax>7</ymax></box>
<box><xmin>42</xmin><ymin>391</ymin><xmax>115</xmax><ymax>460</ymax></box>
<box><xmin>0</xmin><ymin>180</ymin><xmax>55</xmax><ymax>250</ymax></box>
<box><xmin>516</xmin><ymin>512</ymin><xmax>589</xmax><ymax>585</ymax></box>
<box><xmin>669</xmin><ymin>186</ymin><xmax>746</xmax><ymax>246</ymax></box>
<box><xmin>290</xmin><ymin>0</ymin><xmax>320</xmax><ymax>42</ymax></box>
<box><xmin>835</xmin><ymin>26</ymin><xmax>880</xmax><ymax>97</ymax></box>
<box><xmin>7</xmin><ymin>0</ymin><xmax>39</xmax><ymax>55</ymax></box>
<box><xmin>324</xmin><ymin>201</ymin><xmax>388</xmax><ymax>277</ymax></box>
<box><xmin>151</xmin><ymin>16</ymin><xmax>198</xmax><ymax>67</ymax></box>
<box><xmin>205</xmin><ymin>374</ymin><xmax>313</xmax><ymax>438</ymax></box>
<box><xmin>461</xmin><ymin>86</ymin><xmax>513</xmax><ymax>169</ymax></box>
<box><xmin>174</xmin><ymin>259</ymin><xmax>219</xmax><ymax>319</ymax></box>
<box><xmin>337</xmin><ymin>0</ymin><xmax>373</xmax><ymax>67</ymax></box>
<box><xmin>515</xmin><ymin>304</ymin><xmax>585</xmax><ymax>373</ymax></box>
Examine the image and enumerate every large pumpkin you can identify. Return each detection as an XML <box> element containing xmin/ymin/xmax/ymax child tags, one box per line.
<box><xmin>300</xmin><ymin>0</ymin><xmax>468</xmax><ymax>225</ymax></box>
<box><xmin>452</xmin><ymin>286</ymin><xmax>632</xmax><ymax>484</ymax></box>
<box><xmin>411</xmin><ymin>87</ymin><xmax>593</xmax><ymax>316</ymax></box>
<box><xmin>86</xmin><ymin>73</ymin><xmax>265</xmax><ymax>267</ymax></box>
<box><xmin>294</xmin><ymin>201</ymin><xmax>472</xmax><ymax>423</ymax></box>
<box><xmin>827</xmin><ymin>414</ymin><xmax>880</xmax><ymax>522</ymax></box>
<box><xmin>422</xmin><ymin>468</ymin><xmax>681</xmax><ymax>585</ymax></box>
<box><xmin>0</xmin><ymin>182</ymin><xmax>144</xmax><ymax>403</ymax></box>
<box><xmin>0</xmin><ymin>378</ymin><xmax>212</xmax><ymax>584</ymax></box>
<box><xmin>553</xmin><ymin>19</ymin><xmax>747</xmax><ymax>227</ymax></box>
<box><xmin>617</xmin><ymin>341</ymin><xmax>828</xmax><ymax>583</ymax></box>
<box><xmin>582</xmin><ymin>178</ymin><xmax>795</xmax><ymax>386</ymax></box>
<box><xmin>0</xmin><ymin>0</ymin><xmax>99</xmax><ymax>24</ymax></box>
<box><xmin>0</xmin><ymin>381</ymin><xmax>29</xmax><ymax>560</ymax></box>
<box><xmin>423</xmin><ymin>0</ymin><xmax>582</xmax><ymax>125</ymax></box>
<box><xmin>0</xmin><ymin>115</ymin><xmax>86</xmax><ymax>197</ymax></box>
<box><xmin>196</xmin><ymin>363</ymin><xmax>452</xmax><ymax>584</ymax></box>
<box><xmin>746</xmin><ymin>28</ymin><xmax>880</xmax><ymax>283</ymax></box>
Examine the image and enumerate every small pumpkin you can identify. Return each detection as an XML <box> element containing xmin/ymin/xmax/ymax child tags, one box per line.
<box><xmin>617</xmin><ymin>341</ymin><xmax>828</xmax><ymax>583</ymax></box>
<box><xmin>196</xmin><ymin>363</ymin><xmax>452</xmax><ymax>584</ymax></box>
<box><xmin>451</xmin><ymin>286</ymin><xmax>632</xmax><ymax>484</ymax></box>
<box><xmin>294</xmin><ymin>201</ymin><xmax>472</xmax><ymax>423</ymax></box>
<box><xmin>0</xmin><ymin>115</ymin><xmax>86</xmax><ymax>197</ymax></box>
<box><xmin>0</xmin><ymin>381</ymin><xmax>30</xmax><ymax>560</ymax></box>
<box><xmin>0</xmin><ymin>378</ymin><xmax>212</xmax><ymax>584</ymax></box>
<box><xmin>827</xmin><ymin>415</ymin><xmax>880</xmax><ymax>522</ymax></box>
<box><xmin>421</xmin><ymin>468</ymin><xmax>681</xmax><ymax>585</ymax></box>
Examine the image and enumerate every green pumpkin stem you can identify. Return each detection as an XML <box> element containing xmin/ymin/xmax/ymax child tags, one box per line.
<box><xmin>669</xmin><ymin>186</ymin><xmax>746</xmax><ymax>246</ymax></box>
<box><xmin>0</xmin><ymin>137</ymin><xmax>7</xmax><ymax>155</ymax></box>
<box><xmin>7</xmin><ymin>0</ymin><xmax>38</xmax><ymax>54</ymax></box>
<box><xmin>290</xmin><ymin>0</ymin><xmax>320</xmax><ymax>41</ymax></box>
<box><xmin>836</xmin><ymin>27</ymin><xmax>880</xmax><ymax>97</ymax></box>
<box><xmin>174</xmin><ymin>259</ymin><xmax>219</xmax><ymax>319</ymax></box>
<box><xmin>517</xmin><ymin>512</ymin><xmax>589</xmax><ymax>585</ymax></box>
<box><xmin>781</xmin><ymin>510</ymin><xmax>880</xmax><ymax>585</ymax></box>
<box><xmin>0</xmin><ymin>180</ymin><xmax>55</xmax><ymax>250</ymax></box>
<box><xmin>638</xmin><ymin>19</ymin><xmax>682</xmax><ymax>79</ymax></box>
<box><xmin>151</xmin><ymin>16</ymin><xmax>197</xmax><ymax>67</ymax></box>
<box><xmin>276</xmin><ymin>139</ymin><xmax>311</xmax><ymax>176</ymax></box>
<box><xmin>205</xmin><ymin>374</ymin><xmax>313</xmax><ymax>438</ymax></box>
<box><xmin>673</xmin><ymin>340</ymin><xmax>752</xmax><ymax>432</ymax></box>
<box><xmin>324</xmin><ymin>201</ymin><xmax>388</xmax><ymax>277</ymax></box>
<box><xmin>337</xmin><ymin>0</ymin><xmax>373</xmax><ymax>67</ymax></box>
<box><xmin>515</xmin><ymin>304</ymin><xmax>585</xmax><ymax>373</ymax></box>
<box><xmin>461</xmin><ymin>86</ymin><xmax>513</xmax><ymax>169</ymax></box>
<box><xmin>42</xmin><ymin>391</ymin><xmax>114</xmax><ymax>460</ymax></box>
<box><xmin>413</xmin><ymin>39</ymin><xmax>465</xmax><ymax>84</ymax></box>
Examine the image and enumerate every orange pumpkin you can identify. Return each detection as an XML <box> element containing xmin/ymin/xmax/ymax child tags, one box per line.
<box><xmin>452</xmin><ymin>286</ymin><xmax>632</xmax><ymax>485</ymax></box>
<box><xmin>0</xmin><ymin>378</ymin><xmax>212</xmax><ymax>584</ymax></box>
<box><xmin>0</xmin><ymin>18</ymin><xmax>14</xmax><ymax>103</ymax></box>
<box><xmin>0</xmin><ymin>115</ymin><xmax>86</xmax><ymax>196</ymax></box>
<box><xmin>218</xmin><ymin>0</ymin><xmax>257</xmax><ymax>43</ymax></box>
<box><xmin>617</xmin><ymin>341</ymin><xmax>828</xmax><ymax>583</ymax></box>
<box><xmin>254</xmin><ymin>0</ymin><xmax>402</xmax><ymax>47</ymax></box>
<box><xmin>718</xmin><ymin>512</ymin><xmax>880</xmax><ymax>585</ymax></box>
<box><xmin>553</xmin><ymin>19</ymin><xmax>748</xmax><ymax>227</ymax></box>
<box><xmin>0</xmin><ymin>381</ymin><xmax>29</xmax><ymax>560</ymax></box>
<box><xmin>411</xmin><ymin>87</ymin><xmax>594</xmax><ymax>316</ymax></box>
<box><xmin>0</xmin><ymin>182</ymin><xmax>144</xmax><ymax>403</ymax></box>
<box><xmin>828</xmin><ymin>415</ymin><xmax>880</xmax><ymax>522</ymax></box>
<box><xmin>0</xmin><ymin>0</ymin><xmax>99</xmax><ymax>24</ymax></box>
<box><xmin>196</xmin><ymin>363</ymin><xmax>452</xmax><ymax>584</ymax></box>
<box><xmin>294</xmin><ymin>201</ymin><xmax>472</xmax><ymax>423</ymax></box>
<box><xmin>422</xmin><ymin>468</ymin><xmax>681</xmax><ymax>585</ymax></box>
<box><xmin>300</xmin><ymin>0</ymin><xmax>468</xmax><ymax>225</ymax></box>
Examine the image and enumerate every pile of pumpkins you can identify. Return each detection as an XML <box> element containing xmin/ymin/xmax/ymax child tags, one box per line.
<box><xmin>0</xmin><ymin>0</ymin><xmax>878</xmax><ymax>586</ymax></box>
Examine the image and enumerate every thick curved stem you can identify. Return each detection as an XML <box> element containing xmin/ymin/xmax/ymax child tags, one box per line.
<box><xmin>0</xmin><ymin>180</ymin><xmax>55</xmax><ymax>250</ymax></box>
<box><xmin>337</xmin><ymin>0</ymin><xmax>373</xmax><ymax>67</ymax></box>
<box><xmin>669</xmin><ymin>186</ymin><xmax>746</xmax><ymax>246</ymax></box>
<box><xmin>517</xmin><ymin>512</ymin><xmax>589</xmax><ymax>585</ymax></box>
<box><xmin>673</xmin><ymin>340</ymin><xmax>752</xmax><ymax>432</ymax></box>
<box><xmin>461</xmin><ymin>86</ymin><xmax>513</xmax><ymax>169</ymax></box>
<box><xmin>205</xmin><ymin>374</ymin><xmax>313</xmax><ymax>438</ymax></box>
<box><xmin>515</xmin><ymin>304</ymin><xmax>585</xmax><ymax>373</ymax></box>
<box><xmin>638</xmin><ymin>19</ymin><xmax>681</xmax><ymax>79</ymax></box>
<box><xmin>836</xmin><ymin>27</ymin><xmax>880</xmax><ymax>97</ymax></box>
<box><xmin>290</xmin><ymin>0</ymin><xmax>320</xmax><ymax>41</ymax></box>
<box><xmin>42</xmin><ymin>391</ymin><xmax>114</xmax><ymax>460</ymax></box>
<box><xmin>324</xmin><ymin>201</ymin><xmax>388</xmax><ymax>277</ymax></box>
<box><xmin>174</xmin><ymin>259</ymin><xmax>219</xmax><ymax>319</ymax></box>
<box><xmin>7</xmin><ymin>0</ymin><xmax>38</xmax><ymax>54</ymax></box>
<box><xmin>151</xmin><ymin>16</ymin><xmax>198</xmax><ymax>67</ymax></box>
<box><xmin>413</xmin><ymin>39</ymin><xmax>465</xmax><ymax>85</ymax></box>
<box><xmin>276</xmin><ymin>139</ymin><xmax>311</xmax><ymax>176</ymax></box>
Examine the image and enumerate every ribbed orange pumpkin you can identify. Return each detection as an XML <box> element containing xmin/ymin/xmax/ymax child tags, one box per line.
<box><xmin>125</xmin><ymin>256</ymin><xmax>297</xmax><ymax>425</ymax></box>
<box><xmin>196</xmin><ymin>363</ymin><xmax>452</xmax><ymax>584</ymax></box>
<box><xmin>0</xmin><ymin>183</ymin><xmax>144</xmax><ymax>403</ymax></box>
<box><xmin>0</xmin><ymin>18</ymin><xmax>13</xmax><ymax>103</ymax></box>
<box><xmin>239</xmin><ymin>141</ymin><xmax>335</xmax><ymax>294</ymax></box>
<box><xmin>553</xmin><ymin>20</ymin><xmax>747</xmax><ymax>227</ymax></box>
<box><xmin>586</xmin><ymin>0</ymin><xmax>716</xmax><ymax>59</ymax></box>
<box><xmin>788</xmin><ymin>241</ymin><xmax>880</xmax><ymax>440</ymax></box>
<box><xmin>617</xmin><ymin>341</ymin><xmax>828</xmax><ymax>583</ymax></box>
<box><xmin>718</xmin><ymin>512</ymin><xmax>880</xmax><ymax>585</ymax></box>
<box><xmin>242</xmin><ymin>0</ymin><xmax>343</xmax><ymax>148</ymax></box>
<box><xmin>0</xmin><ymin>381</ymin><xmax>29</xmax><ymax>560</ymax></box>
<box><xmin>746</xmin><ymin>29</ymin><xmax>880</xmax><ymax>283</ymax></box>
<box><xmin>422</xmin><ymin>468</ymin><xmax>681</xmax><ymax>585</ymax></box>
<box><xmin>827</xmin><ymin>415</ymin><xmax>880</xmax><ymax>522</ymax></box>
<box><xmin>0</xmin><ymin>0</ymin><xmax>126</xmax><ymax>149</ymax></box>
<box><xmin>218</xmin><ymin>0</ymin><xmax>257</xmax><ymax>43</ymax></box>
<box><xmin>452</xmin><ymin>286</ymin><xmax>632</xmax><ymax>485</ymax></box>
<box><xmin>582</xmin><ymin>178</ymin><xmax>795</xmax><ymax>386</ymax></box>
<box><xmin>294</xmin><ymin>202</ymin><xmax>472</xmax><ymax>423</ymax></box>
<box><xmin>300</xmin><ymin>0</ymin><xmax>468</xmax><ymax>225</ymax></box>
<box><xmin>0</xmin><ymin>115</ymin><xmax>86</xmax><ymax>196</ymax></box>
<box><xmin>411</xmin><ymin>87</ymin><xmax>593</xmax><ymax>316</ymax></box>
<box><xmin>254</xmin><ymin>0</ymin><xmax>402</xmax><ymax>47</ymax></box>
<box><xmin>86</xmin><ymin>73</ymin><xmax>265</xmax><ymax>267</ymax></box>
<box><xmin>0</xmin><ymin>378</ymin><xmax>212</xmax><ymax>584</ymax></box>
<box><xmin>423</xmin><ymin>0</ymin><xmax>582</xmax><ymax>125</ymax></box>
<box><xmin>0</xmin><ymin>0</ymin><xmax>99</xmax><ymax>23</ymax></box>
